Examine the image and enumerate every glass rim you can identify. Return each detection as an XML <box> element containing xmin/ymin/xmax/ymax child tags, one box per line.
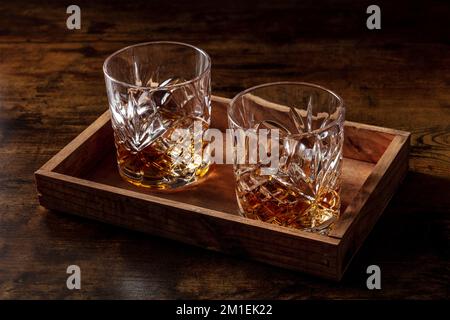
<box><xmin>103</xmin><ymin>41</ymin><xmax>211</xmax><ymax>90</ymax></box>
<box><xmin>228</xmin><ymin>81</ymin><xmax>345</xmax><ymax>137</ymax></box>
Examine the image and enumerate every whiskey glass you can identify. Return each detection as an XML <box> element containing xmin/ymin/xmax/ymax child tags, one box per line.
<box><xmin>103</xmin><ymin>42</ymin><xmax>211</xmax><ymax>189</ymax></box>
<box><xmin>228</xmin><ymin>82</ymin><xmax>345</xmax><ymax>232</ymax></box>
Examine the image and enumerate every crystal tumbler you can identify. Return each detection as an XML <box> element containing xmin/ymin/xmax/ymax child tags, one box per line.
<box><xmin>103</xmin><ymin>42</ymin><xmax>211</xmax><ymax>189</ymax></box>
<box><xmin>228</xmin><ymin>82</ymin><xmax>345</xmax><ymax>232</ymax></box>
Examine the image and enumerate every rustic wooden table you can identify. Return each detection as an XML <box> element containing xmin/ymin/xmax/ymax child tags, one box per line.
<box><xmin>0</xmin><ymin>0</ymin><xmax>449</xmax><ymax>299</ymax></box>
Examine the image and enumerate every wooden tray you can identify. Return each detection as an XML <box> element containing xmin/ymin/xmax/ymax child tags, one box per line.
<box><xmin>35</xmin><ymin>96</ymin><xmax>410</xmax><ymax>281</ymax></box>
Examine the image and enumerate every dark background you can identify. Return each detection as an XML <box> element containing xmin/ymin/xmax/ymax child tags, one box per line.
<box><xmin>0</xmin><ymin>0</ymin><xmax>449</xmax><ymax>299</ymax></box>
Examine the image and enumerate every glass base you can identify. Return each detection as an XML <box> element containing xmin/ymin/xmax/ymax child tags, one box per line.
<box><xmin>118</xmin><ymin>163</ymin><xmax>211</xmax><ymax>190</ymax></box>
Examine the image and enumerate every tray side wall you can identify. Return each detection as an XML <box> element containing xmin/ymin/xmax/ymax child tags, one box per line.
<box><xmin>35</xmin><ymin>171</ymin><xmax>341</xmax><ymax>280</ymax></box>
<box><xmin>211</xmin><ymin>97</ymin><xmax>396</xmax><ymax>164</ymax></box>
<box><xmin>35</xmin><ymin>96</ymin><xmax>411</xmax><ymax>281</ymax></box>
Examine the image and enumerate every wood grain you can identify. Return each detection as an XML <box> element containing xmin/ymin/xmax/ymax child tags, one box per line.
<box><xmin>0</xmin><ymin>0</ymin><xmax>449</xmax><ymax>299</ymax></box>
